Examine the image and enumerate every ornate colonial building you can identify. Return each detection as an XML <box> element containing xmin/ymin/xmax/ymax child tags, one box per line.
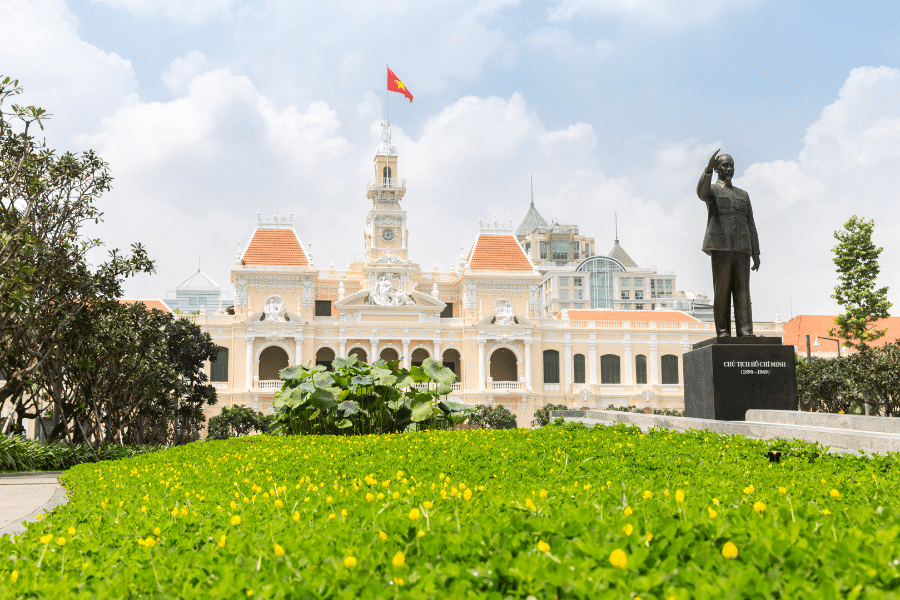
<box><xmin>187</xmin><ymin>122</ymin><xmax>784</xmax><ymax>427</ymax></box>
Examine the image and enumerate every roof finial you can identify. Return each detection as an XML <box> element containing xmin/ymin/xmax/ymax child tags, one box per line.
<box><xmin>615</xmin><ymin>212</ymin><xmax>619</xmax><ymax>244</ymax></box>
<box><xmin>530</xmin><ymin>175</ymin><xmax>534</xmax><ymax>208</ymax></box>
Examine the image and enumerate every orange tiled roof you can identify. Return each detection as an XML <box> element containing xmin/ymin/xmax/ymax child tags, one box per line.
<box><xmin>243</xmin><ymin>229</ymin><xmax>308</xmax><ymax>266</ymax></box>
<box><xmin>118</xmin><ymin>299</ymin><xmax>172</xmax><ymax>313</ymax></box>
<box><xmin>565</xmin><ymin>310</ymin><xmax>700</xmax><ymax>323</ymax></box>
<box><xmin>782</xmin><ymin>315</ymin><xmax>900</xmax><ymax>354</ymax></box>
<box><xmin>468</xmin><ymin>235</ymin><xmax>533</xmax><ymax>271</ymax></box>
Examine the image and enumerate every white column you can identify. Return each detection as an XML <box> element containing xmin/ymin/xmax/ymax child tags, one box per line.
<box><xmin>402</xmin><ymin>341</ymin><xmax>410</xmax><ymax>369</ymax></box>
<box><xmin>370</xmin><ymin>339</ymin><xmax>379</xmax><ymax>362</ymax></box>
<box><xmin>338</xmin><ymin>339</ymin><xmax>347</xmax><ymax>359</ymax></box>
<box><xmin>245</xmin><ymin>337</ymin><xmax>254</xmax><ymax>390</ymax></box>
<box><xmin>478</xmin><ymin>340</ymin><xmax>486</xmax><ymax>391</ymax></box>
<box><xmin>294</xmin><ymin>336</ymin><xmax>304</xmax><ymax>366</ymax></box>
<box><xmin>433</xmin><ymin>340</ymin><xmax>442</xmax><ymax>362</ymax></box>
<box><xmin>650</xmin><ymin>342</ymin><xmax>659</xmax><ymax>386</ymax></box>
<box><xmin>623</xmin><ymin>342</ymin><xmax>633</xmax><ymax>385</ymax></box>
<box><xmin>563</xmin><ymin>343</ymin><xmax>572</xmax><ymax>393</ymax></box>
<box><xmin>588</xmin><ymin>343</ymin><xmax>597</xmax><ymax>385</ymax></box>
<box><xmin>524</xmin><ymin>340</ymin><xmax>533</xmax><ymax>391</ymax></box>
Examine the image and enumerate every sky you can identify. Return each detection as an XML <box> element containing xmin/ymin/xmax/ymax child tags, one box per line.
<box><xmin>2</xmin><ymin>0</ymin><xmax>900</xmax><ymax>321</ymax></box>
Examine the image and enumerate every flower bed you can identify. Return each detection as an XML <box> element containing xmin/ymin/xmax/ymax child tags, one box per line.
<box><xmin>2</xmin><ymin>423</ymin><xmax>899</xmax><ymax>598</ymax></box>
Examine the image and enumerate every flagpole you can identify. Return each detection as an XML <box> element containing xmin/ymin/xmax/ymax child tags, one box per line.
<box><xmin>385</xmin><ymin>63</ymin><xmax>389</xmax><ymax>124</ymax></box>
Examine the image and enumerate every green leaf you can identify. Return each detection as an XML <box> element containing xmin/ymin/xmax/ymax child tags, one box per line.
<box><xmin>333</xmin><ymin>355</ymin><xmax>358</xmax><ymax>370</ymax></box>
<box><xmin>434</xmin><ymin>383</ymin><xmax>452</xmax><ymax>396</ymax></box>
<box><xmin>337</xmin><ymin>400</ymin><xmax>362</xmax><ymax>416</ymax></box>
<box><xmin>422</xmin><ymin>357</ymin><xmax>457</xmax><ymax>385</ymax></box>
<box><xmin>410</xmin><ymin>401</ymin><xmax>434</xmax><ymax>423</ymax></box>
<box><xmin>278</xmin><ymin>365</ymin><xmax>306</xmax><ymax>381</ymax></box>
<box><xmin>336</xmin><ymin>418</ymin><xmax>353</xmax><ymax>429</ymax></box>
<box><xmin>409</xmin><ymin>365</ymin><xmax>429</xmax><ymax>383</ymax></box>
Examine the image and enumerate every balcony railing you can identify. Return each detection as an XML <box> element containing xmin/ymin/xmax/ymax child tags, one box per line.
<box><xmin>256</xmin><ymin>380</ymin><xmax>282</xmax><ymax>390</ymax></box>
<box><xmin>491</xmin><ymin>381</ymin><xmax>521</xmax><ymax>391</ymax></box>
<box><xmin>367</xmin><ymin>178</ymin><xmax>407</xmax><ymax>191</ymax></box>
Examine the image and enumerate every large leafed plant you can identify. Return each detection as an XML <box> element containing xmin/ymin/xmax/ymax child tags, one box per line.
<box><xmin>272</xmin><ymin>355</ymin><xmax>471</xmax><ymax>435</ymax></box>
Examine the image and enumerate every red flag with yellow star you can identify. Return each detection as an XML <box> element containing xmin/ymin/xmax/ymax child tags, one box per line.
<box><xmin>387</xmin><ymin>67</ymin><xmax>413</xmax><ymax>102</ymax></box>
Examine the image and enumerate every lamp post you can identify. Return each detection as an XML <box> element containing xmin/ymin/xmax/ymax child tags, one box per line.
<box><xmin>813</xmin><ymin>336</ymin><xmax>841</xmax><ymax>357</ymax></box>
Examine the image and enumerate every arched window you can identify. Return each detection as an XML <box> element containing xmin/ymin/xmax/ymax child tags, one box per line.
<box><xmin>349</xmin><ymin>347</ymin><xmax>368</xmax><ymax>363</ymax></box>
<box><xmin>411</xmin><ymin>348</ymin><xmax>430</xmax><ymax>368</ymax></box>
<box><xmin>210</xmin><ymin>346</ymin><xmax>229</xmax><ymax>382</ymax></box>
<box><xmin>543</xmin><ymin>350</ymin><xmax>560</xmax><ymax>384</ymax></box>
<box><xmin>259</xmin><ymin>346</ymin><xmax>289</xmax><ymax>380</ymax></box>
<box><xmin>635</xmin><ymin>354</ymin><xmax>648</xmax><ymax>385</ymax></box>
<box><xmin>661</xmin><ymin>354</ymin><xmax>679</xmax><ymax>384</ymax></box>
<box><xmin>315</xmin><ymin>347</ymin><xmax>335</xmax><ymax>371</ymax></box>
<box><xmin>380</xmin><ymin>347</ymin><xmax>399</xmax><ymax>362</ymax></box>
<box><xmin>576</xmin><ymin>256</ymin><xmax>626</xmax><ymax>309</ymax></box>
<box><xmin>600</xmin><ymin>354</ymin><xmax>621</xmax><ymax>384</ymax></box>
<box><xmin>489</xmin><ymin>348</ymin><xmax>518</xmax><ymax>382</ymax></box>
<box><xmin>573</xmin><ymin>353</ymin><xmax>586</xmax><ymax>384</ymax></box>
<box><xmin>442</xmin><ymin>349</ymin><xmax>461</xmax><ymax>378</ymax></box>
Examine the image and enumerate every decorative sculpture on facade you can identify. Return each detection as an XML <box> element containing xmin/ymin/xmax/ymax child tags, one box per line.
<box><xmin>367</xmin><ymin>274</ymin><xmax>415</xmax><ymax>306</ymax></box>
<box><xmin>263</xmin><ymin>295</ymin><xmax>286</xmax><ymax>322</ymax></box>
<box><xmin>494</xmin><ymin>299</ymin><xmax>516</xmax><ymax>325</ymax></box>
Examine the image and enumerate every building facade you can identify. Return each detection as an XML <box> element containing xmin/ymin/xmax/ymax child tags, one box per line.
<box><xmin>186</xmin><ymin>122</ymin><xmax>783</xmax><ymax>427</ymax></box>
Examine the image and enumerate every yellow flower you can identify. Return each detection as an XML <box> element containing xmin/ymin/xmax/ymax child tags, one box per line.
<box><xmin>344</xmin><ymin>556</ymin><xmax>357</xmax><ymax>568</ymax></box>
<box><xmin>713</xmin><ymin>497</ymin><xmax>720</xmax><ymax>506</ymax></box>
<box><xmin>820</xmin><ymin>478</ymin><xmax>826</xmax><ymax>484</ymax></box>
<box><xmin>463</xmin><ymin>488</ymin><xmax>473</xmax><ymax>501</ymax></box>
<box><xmin>246</xmin><ymin>590</ymin><xmax>253</xmax><ymax>596</ymax></box>
<box><xmin>423</xmin><ymin>501</ymin><xmax>433</xmax><ymax>509</ymax></box>
<box><xmin>143</xmin><ymin>537</ymin><xmax>156</xmax><ymax>547</ymax></box>
<box><xmin>830</xmin><ymin>489</ymin><xmax>840</xmax><ymax>498</ymax></box>
<box><xmin>180</xmin><ymin>508</ymin><xmax>188</xmax><ymax>516</ymax></box>
<box><xmin>326</xmin><ymin>496</ymin><xmax>333</xmax><ymax>502</ymax></box>
<box><xmin>664</xmin><ymin>489</ymin><xmax>669</xmax><ymax>497</ymax></box>
<box><xmin>417</xmin><ymin>530</ymin><xmax>425</xmax><ymax>538</ymax></box>
<box><xmin>40</xmin><ymin>534</ymin><xmax>52</xmax><ymax>545</ymax></box>
<box><xmin>623</xmin><ymin>523</ymin><xmax>634</xmax><ymax>536</ymax></box>
<box><xmin>274</xmin><ymin>543</ymin><xmax>284</xmax><ymax>557</ymax></box>
<box><xmin>231</xmin><ymin>515</ymin><xmax>241</xmax><ymax>526</ymax></box>
<box><xmin>645</xmin><ymin>533</ymin><xmax>653</xmax><ymax>544</ymax></box>
<box><xmin>722</xmin><ymin>541</ymin><xmax>738</xmax><ymax>559</ymax></box>
<box><xmin>328</xmin><ymin>513</ymin><xmax>336</xmax><ymax>520</ymax></box>
<box><xmin>609</xmin><ymin>548</ymin><xmax>627</xmax><ymax>569</ymax></box>
<box><xmin>377</xmin><ymin>493</ymin><xmax>385</xmax><ymax>500</ymax></box>
<box><xmin>539</xmin><ymin>489</ymin><xmax>548</xmax><ymax>498</ymax></box>
<box><xmin>365</xmin><ymin>493</ymin><xmax>374</xmax><ymax>503</ymax></box>
<box><xmin>409</xmin><ymin>508</ymin><xmax>420</xmax><ymax>521</ymax></box>
<box><xmin>623</xmin><ymin>506</ymin><xmax>633</xmax><ymax>516</ymax></box>
<box><xmin>643</xmin><ymin>490</ymin><xmax>652</xmax><ymax>499</ymax></box>
<box><xmin>392</xmin><ymin>551</ymin><xmax>405</xmax><ymax>567</ymax></box>
<box><xmin>753</xmin><ymin>501</ymin><xmax>766</xmax><ymax>513</ymax></box>
<box><xmin>822</xmin><ymin>509</ymin><xmax>832</xmax><ymax>515</ymax></box>
<box><xmin>708</xmin><ymin>506</ymin><xmax>717</xmax><ymax>519</ymax></box>
<box><xmin>341</xmin><ymin>509</ymin><xmax>347</xmax><ymax>516</ymax></box>
<box><xmin>56</xmin><ymin>536</ymin><xmax>66</xmax><ymax>546</ymax></box>
<box><xmin>379</xmin><ymin>530</ymin><xmax>388</xmax><ymax>542</ymax></box>
<box><xmin>36</xmin><ymin>513</ymin><xmax>43</xmax><ymax>520</ymax></box>
<box><xmin>778</xmin><ymin>487</ymin><xmax>787</xmax><ymax>494</ymax></box>
<box><xmin>68</xmin><ymin>527</ymin><xmax>76</xmax><ymax>535</ymax></box>
<box><xmin>10</xmin><ymin>570</ymin><xmax>18</xmax><ymax>583</ymax></box>
<box><xmin>218</xmin><ymin>535</ymin><xmax>226</xmax><ymax>548</ymax></box>
<box><xmin>440</xmin><ymin>490</ymin><xmax>447</xmax><ymax>499</ymax></box>
<box><xmin>743</xmin><ymin>485</ymin><xmax>754</xmax><ymax>495</ymax></box>
<box><xmin>274</xmin><ymin>499</ymin><xmax>283</xmax><ymax>508</ymax></box>
<box><xmin>675</xmin><ymin>490</ymin><xmax>685</xmax><ymax>503</ymax></box>
<box><xmin>154</xmin><ymin>527</ymin><xmax>161</xmax><ymax>535</ymax></box>
<box><xmin>393</xmin><ymin>577</ymin><xmax>404</xmax><ymax>586</ymax></box>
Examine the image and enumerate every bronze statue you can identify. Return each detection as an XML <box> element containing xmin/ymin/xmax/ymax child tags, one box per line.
<box><xmin>696</xmin><ymin>150</ymin><xmax>760</xmax><ymax>337</ymax></box>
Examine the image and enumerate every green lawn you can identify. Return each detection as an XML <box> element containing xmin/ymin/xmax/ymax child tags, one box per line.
<box><xmin>2</xmin><ymin>423</ymin><xmax>899</xmax><ymax>598</ymax></box>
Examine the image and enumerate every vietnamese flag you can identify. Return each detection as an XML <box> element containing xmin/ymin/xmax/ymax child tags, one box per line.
<box><xmin>387</xmin><ymin>67</ymin><xmax>414</xmax><ymax>102</ymax></box>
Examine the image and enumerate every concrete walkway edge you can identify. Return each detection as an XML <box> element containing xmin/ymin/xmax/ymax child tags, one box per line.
<box><xmin>0</xmin><ymin>474</ymin><xmax>68</xmax><ymax>538</ymax></box>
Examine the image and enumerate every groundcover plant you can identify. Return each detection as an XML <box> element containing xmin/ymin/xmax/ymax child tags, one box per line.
<box><xmin>2</xmin><ymin>423</ymin><xmax>899</xmax><ymax>598</ymax></box>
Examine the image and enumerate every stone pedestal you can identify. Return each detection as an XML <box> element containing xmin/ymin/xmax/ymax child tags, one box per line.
<box><xmin>683</xmin><ymin>337</ymin><xmax>799</xmax><ymax>421</ymax></box>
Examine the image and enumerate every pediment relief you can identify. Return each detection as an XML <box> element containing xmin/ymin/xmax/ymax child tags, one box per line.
<box><xmin>473</xmin><ymin>312</ymin><xmax>536</xmax><ymax>327</ymax></box>
<box><xmin>241</xmin><ymin>310</ymin><xmax>307</xmax><ymax>324</ymax></box>
<box><xmin>335</xmin><ymin>290</ymin><xmax>445</xmax><ymax>310</ymax></box>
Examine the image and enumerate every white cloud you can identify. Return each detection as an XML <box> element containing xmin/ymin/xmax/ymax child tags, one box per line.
<box><xmin>0</xmin><ymin>0</ymin><xmax>137</xmax><ymax>146</ymax></box>
<box><xmin>161</xmin><ymin>50</ymin><xmax>208</xmax><ymax>95</ymax></box>
<box><xmin>91</xmin><ymin>0</ymin><xmax>236</xmax><ymax>24</ymax></box>
<box><xmin>549</xmin><ymin>0</ymin><xmax>761</xmax><ymax>26</ymax></box>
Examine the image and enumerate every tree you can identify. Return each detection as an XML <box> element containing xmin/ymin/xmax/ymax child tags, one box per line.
<box><xmin>207</xmin><ymin>406</ymin><xmax>273</xmax><ymax>440</ymax></box>
<box><xmin>467</xmin><ymin>404</ymin><xmax>517</xmax><ymax>430</ymax></box>
<box><xmin>0</xmin><ymin>76</ymin><xmax>152</xmax><ymax>433</ymax></box>
<box><xmin>830</xmin><ymin>216</ymin><xmax>892</xmax><ymax>351</ymax></box>
<box><xmin>531</xmin><ymin>403</ymin><xmax>568</xmax><ymax>427</ymax></box>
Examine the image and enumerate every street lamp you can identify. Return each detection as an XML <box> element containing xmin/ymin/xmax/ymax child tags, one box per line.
<box><xmin>813</xmin><ymin>336</ymin><xmax>841</xmax><ymax>357</ymax></box>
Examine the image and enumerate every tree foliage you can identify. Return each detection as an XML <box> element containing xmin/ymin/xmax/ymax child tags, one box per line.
<box><xmin>207</xmin><ymin>405</ymin><xmax>273</xmax><ymax>440</ymax></box>
<box><xmin>531</xmin><ymin>403</ymin><xmax>568</xmax><ymax>427</ymax></box>
<box><xmin>272</xmin><ymin>355</ymin><xmax>470</xmax><ymax>435</ymax></box>
<box><xmin>830</xmin><ymin>216</ymin><xmax>892</xmax><ymax>351</ymax></box>
<box><xmin>467</xmin><ymin>404</ymin><xmax>517</xmax><ymax>430</ymax></box>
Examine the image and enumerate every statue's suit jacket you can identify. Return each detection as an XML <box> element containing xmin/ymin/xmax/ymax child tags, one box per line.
<box><xmin>701</xmin><ymin>183</ymin><xmax>760</xmax><ymax>257</ymax></box>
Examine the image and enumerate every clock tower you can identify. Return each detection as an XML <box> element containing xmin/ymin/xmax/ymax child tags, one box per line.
<box><xmin>364</xmin><ymin>121</ymin><xmax>409</xmax><ymax>265</ymax></box>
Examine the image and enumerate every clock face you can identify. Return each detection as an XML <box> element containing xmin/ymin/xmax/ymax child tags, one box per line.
<box><xmin>382</xmin><ymin>228</ymin><xmax>395</xmax><ymax>241</ymax></box>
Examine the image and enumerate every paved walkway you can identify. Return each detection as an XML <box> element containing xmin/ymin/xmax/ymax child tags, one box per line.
<box><xmin>0</xmin><ymin>472</ymin><xmax>66</xmax><ymax>537</ymax></box>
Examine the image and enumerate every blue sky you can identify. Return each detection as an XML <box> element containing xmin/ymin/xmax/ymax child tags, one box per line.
<box><xmin>3</xmin><ymin>0</ymin><xmax>900</xmax><ymax>320</ymax></box>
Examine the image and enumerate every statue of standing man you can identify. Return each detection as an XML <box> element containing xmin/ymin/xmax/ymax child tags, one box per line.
<box><xmin>696</xmin><ymin>150</ymin><xmax>760</xmax><ymax>337</ymax></box>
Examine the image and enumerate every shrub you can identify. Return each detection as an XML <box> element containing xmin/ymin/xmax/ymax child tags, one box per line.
<box><xmin>467</xmin><ymin>404</ymin><xmax>517</xmax><ymax>429</ymax></box>
<box><xmin>605</xmin><ymin>404</ymin><xmax>684</xmax><ymax>417</ymax></box>
<box><xmin>0</xmin><ymin>434</ymin><xmax>161</xmax><ymax>471</ymax></box>
<box><xmin>207</xmin><ymin>406</ymin><xmax>273</xmax><ymax>440</ymax></box>
<box><xmin>531</xmin><ymin>403</ymin><xmax>568</xmax><ymax>427</ymax></box>
<box><xmin>272</xmin><ymin>355</ymin><xmax>471</xmax><ymax>435</ymax></box>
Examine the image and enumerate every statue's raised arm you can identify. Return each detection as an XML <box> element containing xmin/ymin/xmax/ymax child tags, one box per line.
<box><xmin>697</xmin><ymin>149</ymin><xmax>720</xmax><ymax>202</ymax></box>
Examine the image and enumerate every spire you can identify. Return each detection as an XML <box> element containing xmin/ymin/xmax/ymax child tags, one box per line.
<box><xmin>376</xmin><ymin>121</ymin><xmax>397</xmax><ymax>156</ymax></box>
<box><xmin>515</xmin><ymin>177</ymin><xmax>549</xmax><ymax>238</ymax></box>
<box><xmin>615</xmin><ymin>212</ymin><xmax>618</xmax><ymax>244</ymax></box>
<box><xmin>530</xmin><ymin>175</ymin><xmax>534</xmax><ymax>208</ymax></box>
